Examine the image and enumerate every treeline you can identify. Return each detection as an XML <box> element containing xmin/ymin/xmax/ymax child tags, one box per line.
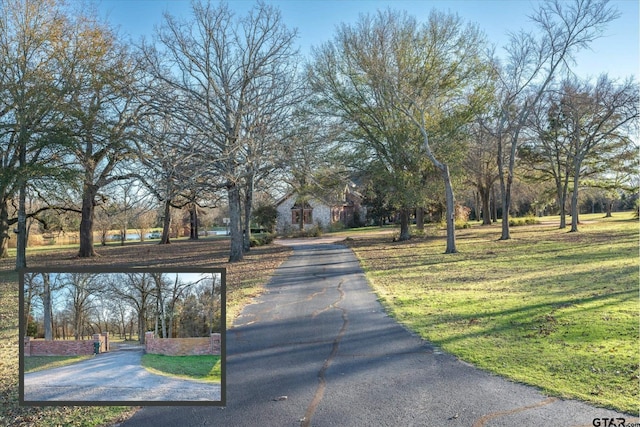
<box><xmin>24</xmin><ymin>272</ymin><xmax>222</xmax><ymax>343</ymax></box>
<box><xmin>1</xmin><ymin>0</ymin><xmax>637</xmax><ymax>268</ymax></box>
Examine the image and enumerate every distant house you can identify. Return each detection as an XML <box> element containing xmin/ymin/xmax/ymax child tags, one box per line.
<box><xmin>276</xmin><ymin>183</ymin><xmax>366</xmax><ymax>233</ymax></box>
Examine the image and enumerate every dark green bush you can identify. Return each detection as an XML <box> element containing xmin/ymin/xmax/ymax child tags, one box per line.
<box><xmin>249</xmin><ymin>233</ymin><xmax>276</xmax><ymax>247</ymax></box>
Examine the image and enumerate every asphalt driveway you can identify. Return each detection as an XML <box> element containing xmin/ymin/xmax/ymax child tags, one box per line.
<box><xmin>23</xmin><ymin>347</ymin><xmax>221</xmax><ymax>402</ymax></box>
<box><xmin>119</xmin><ymin>239</ymin><xmax>635</xmax><ymax>426</ymax></box>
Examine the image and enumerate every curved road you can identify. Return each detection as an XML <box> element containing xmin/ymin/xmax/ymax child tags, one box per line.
<box><xmin>120</xmin><ymin>239</ymin><xmax>634</xmax><ymax>426</ymax></box>
<box><xmin>23</xmin><ymin>347</ymin><xmax>221</xmax><ymax>402</ymax></box>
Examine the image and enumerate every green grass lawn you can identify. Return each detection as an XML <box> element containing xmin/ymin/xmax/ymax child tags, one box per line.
<box><xmin>344</xmin><ymin>212</ymin><xmax>639</xmax><ymax>415</ymax></box>
<box><xmin>23</xmin><ymin>355</ymin><xmax>93</xmax><ymax>373</ymax></box>
<box><xmin>141</xmin><ymin>354</ymin><xmax>221</xmax><ymax>383</ymax></box>
<box><xmin>0</xmin><ymin>237</ymin><xmax>291</xmax><ymax>427</ymax></box>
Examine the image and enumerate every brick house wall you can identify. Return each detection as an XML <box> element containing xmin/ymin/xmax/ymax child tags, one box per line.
<box><xmin>145</xmin><ymin>332</ymin><xmax>221</xmax><ymax>356</ymax></box>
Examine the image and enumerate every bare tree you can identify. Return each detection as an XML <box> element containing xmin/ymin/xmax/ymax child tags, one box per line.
<box><xmin>559</xmin><ymin>76</ymin><xmax>637</xmax><ymax>231</ymax></box>
<box><xmin>108</xmin><ymin>272</ymin><xmax>156</xmax><ymax>344</ymax></box>
<box><xmin>61</xmin><ymin>12</ymin><xmax>143</xmax><ymax>257</ymax></box>
<box><xmin>142</xmin><ymin>0</ymin><xmax>300</xmax><ymax>261</ymax></box>
<box><xmin>133</xmin><ymin>98</ymin><xmax>217</xmax><ymax>245</ymax></box>
<box><xmin>57</xmin><ymin>273</ymin><xmax>101</xmax><ymax>340</ymax></box>
<box><xmin>465</xmin><ymin>120</ymin><xmax>500</xmax><ymax>225</ymax></box>
<box><xmin>492</xmin><ymin>0</ymin><xmax>619</xmax><ymax>239</ymax></box>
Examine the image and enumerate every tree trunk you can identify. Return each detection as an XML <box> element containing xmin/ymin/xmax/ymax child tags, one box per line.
<box><xmin>189</xmin><ymin>204</ymin><xmax>198</xmax><ymax>240</ymax></box>
<box><xmin>490</xmin><ymin>185</ymin><xmax>497</xmax><ymax>223</ymax></box>
<box><xmin>160</xmin><ymin>198</ymin><xmax>171</xmax><ymax>244</ymax></box>
<box><xmin>480</xmin><ymin>186</ymin><xmax>491</xmax><ymax>225</ymax></box>
<box><xmin>498</xmin><ymin>169</ymin><xmax>511</xmax><ymax>240</ymax></box>
<box><xmin>497</xmin><ymin>131</ymin><xmax>514</xmax><ymax>240</ymax></box>
<box><xmin>154</xmin><ymin>299</ymin><xmax>159</xmax><ymax>337</ymax></box>
<box><xmin>43</xmin><ymin>273</ymin><xmax>53</xmax><ymax>341</ymax></box>
<box><xmin>605</xmin><ymin>201</ymin><xmax>613</xmax><ymax>217</ymax></box>
<box><xmin>442</xmin><ymin>164</ymin><xmax>457</xmax><ymax>254</ymax></box>
<box><xmin>0</xmin><ymin>199</ymin><xmax>10</xmax><ymax>258</ymax></box>
<box><xmin>138</xmin><ymin>308</ymin><xmax>146</xmax><ymax>344</ymax></box>
<box><xmin>168</xmin><ymin>307</ymin><xmax>175</xmax><ymax>339</ymax></box>
<box><xmin>78</xmin><ymin>183</ymin><xmax>98</xmax><ymax>257</ymax></box>
<box><xmin>74</xmin><ymin>310</ymin><xmax>81</xmax><ymax>340</ymax></box>
<box><xmin>16</xmin><ymin>181</ymin><xmax>27</xmax><ymax>269</ymax></box>
<box><xmin>570</xmin><ymin>172</ymin><xmax>580</xmax><ymax>232</ymax></box>
<box><xmin>299</xmin><ymin>205</ymin><xmax>304</xmax><ymax>230</ymax></box>
<box><xmin>119</xmin><ymin>310</ymin><xmax>126</xmax><ymax>340</ymax></box>
<box><xmin>416</xmin><ymin>207</ymin><xmax>424</xmax><ymax>230</ymax></box>
<box><xmin>161</xmin><ymin>302</ymin><xmax>167</xmax><ymax>339</ymax></box>
<box><xmin>228</xmin><ymin>184</ymin><xmax>244</xmax><ymax>262</ymax></box>
<box><xmin>500</xmin><ymin>176</ymin><xmax>512</xmax><ymax>240</ymax></box>
<box><xmin>243</xmin><ymin>177</ymin><xmax>254</xmax><ymax>252</ymax></box>
<box><xmin>557</xmin><ymin>178</ymin><xmax>567</xmax><ymax>229</ymax></box>
<box><xmin>557</xmin><ymin>169</ymin><xmax>571</xmax><ymax>229</ymax></box>
<box><xmin>398</xmin><ymin>208</ymin><xmax>410</xmax><ymax>241</ymax></box>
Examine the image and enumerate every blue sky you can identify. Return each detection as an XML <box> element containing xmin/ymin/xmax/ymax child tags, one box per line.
<box><xmin>28</xmin><ymin>272</ymin><xmax>221</xmax><ymax>316</ymax></box>
<box><xmin>97</xmin><ymin>0</ymin><xmax>639</xmax><ymax>82</ymax></box>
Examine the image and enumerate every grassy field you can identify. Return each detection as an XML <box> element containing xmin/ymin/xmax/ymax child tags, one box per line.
<box><xmin>0</xmin><ymin>237</ymin><xmax>291</xmax><ymax>427</ymax></box>
<box><xmin>1</xmin><ymin>214</ymin><xmax>637</xmax><ymax>424</ymax></box>
<box><xmin>344</xmin><ymin>212</ymin><xmax>639</xmax><ymax>415</ymax></box>
<box><xmin>141</xmin><ymin>354</ymin><xmax>221</xmax><ymax>383</ymax></box>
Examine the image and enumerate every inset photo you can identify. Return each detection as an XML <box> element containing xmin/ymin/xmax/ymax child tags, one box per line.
<box><xmin>19</xmin><ymin>267</ymin><xmax>225</xmax><ymax>406</ymax></box>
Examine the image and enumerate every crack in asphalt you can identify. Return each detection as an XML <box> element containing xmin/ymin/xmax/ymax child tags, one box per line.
<box><xmin>301</xmin><ymin>279</ymin><xmax>348</xmax><ymax>427</ymax></box>
<box><xmin>232</xmin><ymin>274</ymin><xmax>330</xmax><ymax>329</ymax></box>
<box><xmin>471</xmin><ymin>397</ymin><xmax>558</xmax><ymax>427</ymax></box>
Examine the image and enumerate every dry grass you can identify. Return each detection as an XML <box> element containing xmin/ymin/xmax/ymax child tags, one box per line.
<box><xmin>0</xmin><ymin>237</ymin><xmax>291</xmax><ymax>427</ymax></box>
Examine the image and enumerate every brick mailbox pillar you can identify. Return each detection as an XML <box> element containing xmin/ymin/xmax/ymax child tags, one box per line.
<box><xmin>145</xmin><ymin>331</ymin><xmax>155</xmax><ymax>352</ymax></box>
<box><xmin>102</xmin><ymin>332</ymin><xmax>109</xmax><ymax>352</ymax></box>
<box><xmin>210</xmin><ymin>333</ymin><xmax>221</xmax><ymax>355</ymax></box>
<box><xmin>24</xmin><ymin>337</ymin><xmax>31</xmax><ymax>356</ymax></box>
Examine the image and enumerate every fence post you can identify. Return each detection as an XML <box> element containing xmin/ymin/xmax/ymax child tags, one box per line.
<box><xmin>24</xmin><ymin>336</ymin><xmax>30</xmax><ymax>357</ymax></box>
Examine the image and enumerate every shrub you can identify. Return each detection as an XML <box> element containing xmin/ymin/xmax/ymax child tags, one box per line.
<box><xmin>249</xmin><ymin>233</ymin><xmax>276</xmax><ymax>247</ymax></box>
<box><xmin>455</xmin><ymin>220</ymin><xmax>472</xmax><ymax>229</ymax></box>
<box><xmin>508</xmin><ymin>215</ymin><xmax>539</xmax><ymax>226</ymax></box>
<box><xmin>329</xmin><ymin>221</ymin><xmax>346</xmax><ymax>232</ymax></box>
<box><xmin>438</xmin><ymin>204</ymin><xmax>473</xmax><ymax>230</ymax></box>
<box><xmin>411</xmin><ymin>228</ymin><xmax>426</xmax><ymax>238</ymax></box>
<box><xmin>299</xmin><ymin>226</ymin><xmax>322</xmax><ymax>238</ymax></box>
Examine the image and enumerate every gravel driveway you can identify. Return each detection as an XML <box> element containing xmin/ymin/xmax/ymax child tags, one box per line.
<box><xmin>23</xmin><ymin>348</ymin><xmax>221</xmax><ymax>403</ymax></box>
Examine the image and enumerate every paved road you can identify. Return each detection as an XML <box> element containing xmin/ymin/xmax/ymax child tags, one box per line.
<box><xmin>120</xmin><ymin>240</ymin><xmax>635</xmax><ymax>426</ymax></box>
<box><xmin>23</xmin><ymin>347</ymin><xmax>221</xmax><ymax>402</ymax></box>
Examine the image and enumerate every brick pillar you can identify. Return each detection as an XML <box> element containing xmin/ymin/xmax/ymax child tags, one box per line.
<box><xmin>102</xmin><ymin>332</ymin><xmax>109</xmax><ymax>352</ymax></box>
<box><xmin>24</xmin><ymin>336</ymin><xmax>31</xmax><ymax>357</ymax></box>
<box><xmin>210</xmin><ymin>333</ymin><xmax>221</xmax><ymax>355</ymax></box>
<box><xmin>145</xmin><ymin>331</ymin><xmax>154</xmax><ymax>352</ymax></box>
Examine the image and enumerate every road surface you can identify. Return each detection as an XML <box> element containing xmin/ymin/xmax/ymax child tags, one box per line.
<box><xmin>119</xmin><ymin>239</ymin><xmax>635</xmax><ymax>426</ymax></box>
<box><xmin>23</xmin><ymin>346</ymin><xmax>221</xmax><ymax>403</ymax></box>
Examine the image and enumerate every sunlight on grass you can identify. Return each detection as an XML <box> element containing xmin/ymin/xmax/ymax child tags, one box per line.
<box><xmin>24</xmin><ymin>355</ymin><xmax>92</xmax><ymax>373</ymax></box>
<box><xmin>141</xmin><ymin>354</ymin><xmax>221</xmax><ymax>383</ymax></box>
<box><xmin>346</xmin><ymin>212</ymin><xmax>639</xmax><ymax>414</ymax></box>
